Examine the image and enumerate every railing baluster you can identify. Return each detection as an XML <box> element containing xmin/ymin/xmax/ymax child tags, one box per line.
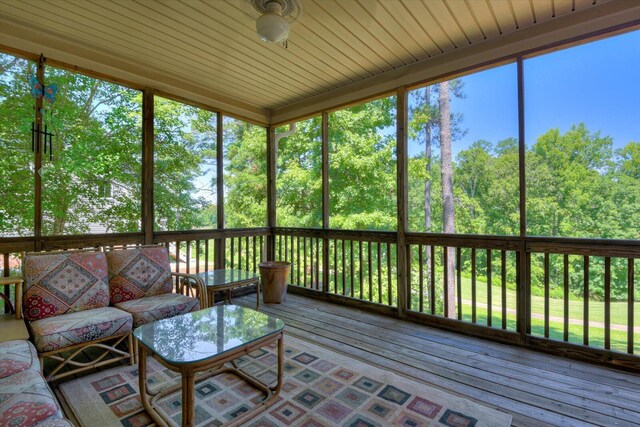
<box><xmin>245</xmin><ymin>236</ymin><xmax>250</xmax><ymax>271</ymax></box>
<box><xmin>176</xmin><ymin>241</ymin><xmax>181</xmax><ymax>273</ymax></box>
<box><xmin>196</xmin><ymin>240</ymin><xmax>201</xmax><ymax>274</ymax></box>
<box><xmin>350</xmin><ymin>240</ymin><xmax>355</xmax><ymax>298</ymax></box>
<box><xmin>333</xmin><ymin>239</ymin><xmax>338</xmax><ymax>295</ymax></box>
<box><xmin>309</xmin><ymin>237</ymin><xmax>316</xmax><ymax>289</ymax></box>
<box><xmin>253</xmin><ymin>236</ymin><xmax>264</xmax><ymax>272</ymax></box>
<box><xmin>278</xmin><ymin>234</ymin><xmax>282</xmax><ymax>260</ymax></box>
<box><xmin>237</xmin><ymin>237</ymin><xmax>242</xmax><ymax>271</ymax></box>
<box><xmin>563</xmin><ymin>254</ymin><xmax>569</xmax><ymax>342</ymax></box>
<box><xmin>260</xmin><ymin>235</ymin><xmax>264</xmax><ymax>267</ymax></box>
<box><xmin>487</xmin><ymin>249</ymin><xmax>492</xmax><ymax>327</ymax></box>
<box><xmin>253</xmin><ymin>236</ymin><xmax>257</xmax><ymax>272</ymax></box>
<box><xmin>205</xmin><ymin>240</ymin><xmax>210</xmax><ymax>274</ymax></box>
<box><xmin>443</xmin><ymin>247</ymin><xmax>449</xmax><ymax>318</ymax></box>
<box><xmin>629</xmin><ymin>258</ymin><xmax>635</xmax><ymax>354</ymax></box>
<box><xmin>368</xmin><ymin>241</ymin><xmax>373</xmax><ymax>302</ymax></box>
<box><xmin>284</xmin><ymin>234</ymin><xmax>288</xmax><ymax>263</ymax></box>
<box><xmin>387</xmin><ymin>242</ymin><xmax>392</xmax><ymax>306</ymax></box>
<box><xmin>584</xmin><ymin>256</ymin><xmax>590</xmax><ymax>346</ymax></box>
<box><xmin>303</xmin><ymin>237</ymin><xmax>307</xmax><ymax>288</ymax></box>
<box><xmin>3</xmin><ymin>254</ymin><xmax>9</xmax><ymax>314</ymax></box>
<box><xmin>289</xmin><ymin>235</ymin><xmax>298</xmax><ymax>285</ymax></box>
<box><xmin>544</xmin><ymin>252</ymin><xmax>550</xmax><ymax>338</ymax></box>
<box><xmin>316</xmin><ymin>239</ymin><xmax>322</xmax><ymax>291</ymax></box>
<box><xmin>359</xmin><ymin>241</ymin><xmax>364</xmax><ymax>300</ymax></box>
<box><xmin>430</xmin><ymin>245</ymin><xmax>436</xmax><ymax>315</ymax></box>
<box><xmin>501</xmin><ymin>250</ymin><xmax>507</xmax><ymax>330</ymax></box>
<box><xmin>230</xmin><ymin>238</ymin><xmax>235</xmax><ymax>270</ymax></box>
<box><xmin>297</xmin><ymin>236</ymin><xmax>301</xmax><ymax>286</ymax></box>
<box><xmin>186</xmin><ymin>241</ymin><xmax>191</xmax><ymax>274</ymax></box>
<box><xmin>604</xmin><ymin>257</ymin><xmax>611</xmax><ymax>350</ymax></box>
<box><xmin>522</xmin><ymin>251</ymin><xmax>530</xmax><ymax>335</ymax></box>
<box><xmin>456</xmin><ymin>247</ymin><xmax>462</xmax><ymax>321</ymax></box>
<box><xmin>419</xmin><ymin>244</ymin><xmax>424</xmax><ymax>312</ymax></box>
<box><xmin>341</xmin><ymin>239</ymin><xmax>346</xmax><ymax>295</ymax></box>
<box><xmin>377</xmin><ymin>242</ymin><xmax>382</xmax><ymax>304</ymax></box>
<box><xmin>471</xmin><ymin>247</ymin><xmax>477</xmax><ymax>324</ymax></box>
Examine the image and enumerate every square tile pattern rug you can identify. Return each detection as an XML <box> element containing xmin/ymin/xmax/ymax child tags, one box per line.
<box><xmin>59</xmin><ymin>334</ymin><xmax>512</xmax><ymax>427</ymax></box>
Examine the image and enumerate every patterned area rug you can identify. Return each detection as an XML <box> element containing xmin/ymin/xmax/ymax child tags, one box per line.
<box><xmin>58</xmin><ymin>334</ymin><xmax>512</xmax><ymax>427</ymax></box>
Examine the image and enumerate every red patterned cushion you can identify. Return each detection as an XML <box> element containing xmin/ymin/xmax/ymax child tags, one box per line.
<box><xmin>106</xmin><ymin>246</ymin><xmax>174</xmax><ymax>304</ymax></box>
<box><xmin>0</xmin><ymin>369</ymin><xmax>65</xmax><ymax>427</ymax></box>
<box><xmin>115</xmin><ymin>292</ymin><xmax>199</xmax><ymax>327</ymax></box>
<box><xmin>0</xmin><ymin>340</ymin><xmax>39</xmax><ymax>379</ymax></box>
<box><xmin>29</xmin><ymin>307</ymin><xmax>133</xmax><ymax>352</ymax></box>
<box><xmin>23</xmin><ymin>252</ymin><xmax>110</xmax><ymax>321</ymax></box>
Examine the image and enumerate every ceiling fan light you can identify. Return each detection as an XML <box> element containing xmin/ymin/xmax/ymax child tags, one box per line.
<box><xmin>256</xmin><ymin>11</ymin><xmax>290</xmax><ymax>43</ymax></box>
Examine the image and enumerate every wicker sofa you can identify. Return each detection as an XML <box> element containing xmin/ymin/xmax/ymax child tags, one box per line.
<box><xmin>0</xmin><ymin>339</ymin><xmax>73</xmax><ymax>426</ymax></box>
<box><xmin>21</xmin><ymin>246</ymin><xmax>206</xmax><ymax>380</ymax></box>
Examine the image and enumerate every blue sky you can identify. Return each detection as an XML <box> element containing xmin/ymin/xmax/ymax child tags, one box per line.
<box><xmin>409</xmin><ymin>28</ymin><xmax>639</xmax><ymax>157</ymax></box>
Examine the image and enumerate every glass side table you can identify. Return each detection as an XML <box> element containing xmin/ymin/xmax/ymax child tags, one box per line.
<box><xmin>197</xmin><ymin>269</ymin><xmax>260</xmax><ymax>309</ymax></box>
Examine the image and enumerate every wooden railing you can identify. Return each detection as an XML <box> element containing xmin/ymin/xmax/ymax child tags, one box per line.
<box><xmin>273</xmin><ymin>227</ymin><xmax>639</xmax><ymax>369</ymax></box>
<box><xmin>1</xmin><ymin>227</ymin><xmax>637</xmax><ymax>369</ymax></box>
<box><xmin>273</xmin><ymin>228</ymin><xmax>398</xmax><ymax>309</ymax></box>
<box><xmin>406</xmin><ymin>234</ymin><xmax>521</xmax><ymax>336</ymax></box>
<box><xmin>525</xmin><ymin>238</ymin><xmax>638</xmax><ymax>360</ymax></box>
<box><xmin>154</xmin><ymin>228</ymin><xmax>268</xmax><ymax>274</ymax></box>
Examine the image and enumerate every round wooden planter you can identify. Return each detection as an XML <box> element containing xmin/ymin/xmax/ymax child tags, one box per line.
<box><xmin>259</xmin><ymin>261</ymin><xmax>292</xmax><ymax>304</ymax></box>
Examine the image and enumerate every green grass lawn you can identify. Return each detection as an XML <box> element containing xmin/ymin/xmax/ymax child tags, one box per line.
<box><xmin>455</xmin><ymin>277</ymin><xmax>639</xmax><ymax>327</ymax></box>
<box><xmin>410</xmin><ymin>276</ymin><xmax>639</xmax><ymax>353</ymax></box>
<box><xmin>458</xmin><ymin>304</ymin><xmax>637</xmax><ymax>353</ymax></box>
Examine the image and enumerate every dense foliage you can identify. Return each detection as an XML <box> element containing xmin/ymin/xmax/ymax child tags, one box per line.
<box><xmin>1</xmin><ymin>52</ymin><xmax>638</xmax><ymax>303</ymax></box>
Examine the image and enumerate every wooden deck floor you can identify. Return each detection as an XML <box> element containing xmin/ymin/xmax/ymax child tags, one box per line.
<box><xmin>235</xmin><ymin>293</ymin><xmax>640</xmax><ymax>427</ymax></box>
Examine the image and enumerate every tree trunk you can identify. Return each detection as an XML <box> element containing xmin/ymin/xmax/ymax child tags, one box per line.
<box><xmin>439</xmin><ymin>81</ymin><xmax>456</xmax><ymax>318</ymax></box>
<box><xmin>423</xmin><ymin>87</ymin><xmax>433</xmax><ymax>306</ymax></box>
<box><xmin>424</xmin><ymin>87</ymin><xmax>432</xmax><ymax>233</ymax></box>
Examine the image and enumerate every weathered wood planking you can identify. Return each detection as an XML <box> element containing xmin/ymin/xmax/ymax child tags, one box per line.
<box><xmin>238</xmin><ymin>293</ymin><xmax>640</xmax><ymax>427</ymax></box>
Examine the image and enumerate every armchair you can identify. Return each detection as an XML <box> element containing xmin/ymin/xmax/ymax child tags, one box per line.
<box><xmin>105</xmin><ymin>245</ymin><xmax>206</xmax><ymax>361</ymax></box>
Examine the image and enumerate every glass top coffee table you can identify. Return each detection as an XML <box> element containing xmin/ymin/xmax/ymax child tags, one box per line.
<box><xmin>197</xmin><ymin>269</ymin><xmax>261</xmax><ymax>309</ymax></box>
<box><xmin>134</xmin><ymin>305</ymin><xmax>285</xmax><ymax>427</ymax></box>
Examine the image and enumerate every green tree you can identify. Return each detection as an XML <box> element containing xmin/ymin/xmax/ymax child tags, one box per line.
<box><xmin>223</xmin><ymin>117</ymin><xmax>267</xmax><ymax>228</ymax></box>
<box><xmin>154</xmin><ymin>97</ymin><xmax>216</xmax><ymax>231</ymax></box>
<box><xmin>0</xmin><ymin>55</ymin><xmax>35</xmax><ymax>236</ymax></box>
<box><xmin>328</xmin><ymin>97</ymin><xmax>397</xmax><ymax>230</ymax></box>
<box><xmin>40</xmin><ymin>68</ymin><xmax>143</xmax><ymax>235</ymax></box>
<box><xmin>275</xmin><ymin>117</ymin><xmax>322</xmax><ymax>227</ymax></box>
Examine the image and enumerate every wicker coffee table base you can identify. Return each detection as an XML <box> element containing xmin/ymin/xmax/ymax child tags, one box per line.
<box><xmin>138</xmin><ymin>331</ymin><xmax>283</xmax><ymax>427</ymax></box>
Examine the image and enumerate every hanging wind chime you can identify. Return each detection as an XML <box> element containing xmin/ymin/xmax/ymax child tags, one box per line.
<box><xmin>29</xmin><ymin>54</ymin><xmax>58</xmax><ymax>161</ymax></box>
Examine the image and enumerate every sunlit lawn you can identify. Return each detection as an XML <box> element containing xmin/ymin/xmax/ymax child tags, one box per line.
<box><xmin>455</xmin><ymin>277</ymin><xmax>639</xmax><ymax>326</ymax></box>
<box><xmin>453</xmin><ymin>277</ymin><xmax>639</xmax><ymax>352</ymax></box>
<box><xmin>458</xmin><ymin>305</ymin><xmax>637</xmax><ymax>353</ymax></box>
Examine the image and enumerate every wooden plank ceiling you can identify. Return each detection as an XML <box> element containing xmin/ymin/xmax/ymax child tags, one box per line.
<box><xmin>0</xmin><ymin>0</ymin><xmax>609</xmax><ymax>113</ymax></box>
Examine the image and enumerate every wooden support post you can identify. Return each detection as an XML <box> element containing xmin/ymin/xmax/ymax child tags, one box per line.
<box><xmin>321</xmin><ymin>112</ymin><xmax>330</xmax><ymax>294</ymax></box>
<box><xmin>396</xmin><ymin>87</ymin><xmax>408</xmax><ymax>317</ymax></box>
<box><xmin>266</xmin><ymin>126</ymin><xmax>276</xmax><ymax>261</ymax></box>
<box><xmin>517</xmin><ymin>56</ymin><xmax>529</xmax><ymax>341</ymax></box>
<box><xmin>141</xmin><ymin>88</ymin><xmax>154</xmax><ymax>245</ymax></box>
<box><xmin>34</xmin><ymin>56</ymin><xmax>44</xmax><ymax>252</ymax></box>
<box><xmin>215</xmin><ymin>113</ymin><xmax>225</xmax><ymax>269</ymax></box>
